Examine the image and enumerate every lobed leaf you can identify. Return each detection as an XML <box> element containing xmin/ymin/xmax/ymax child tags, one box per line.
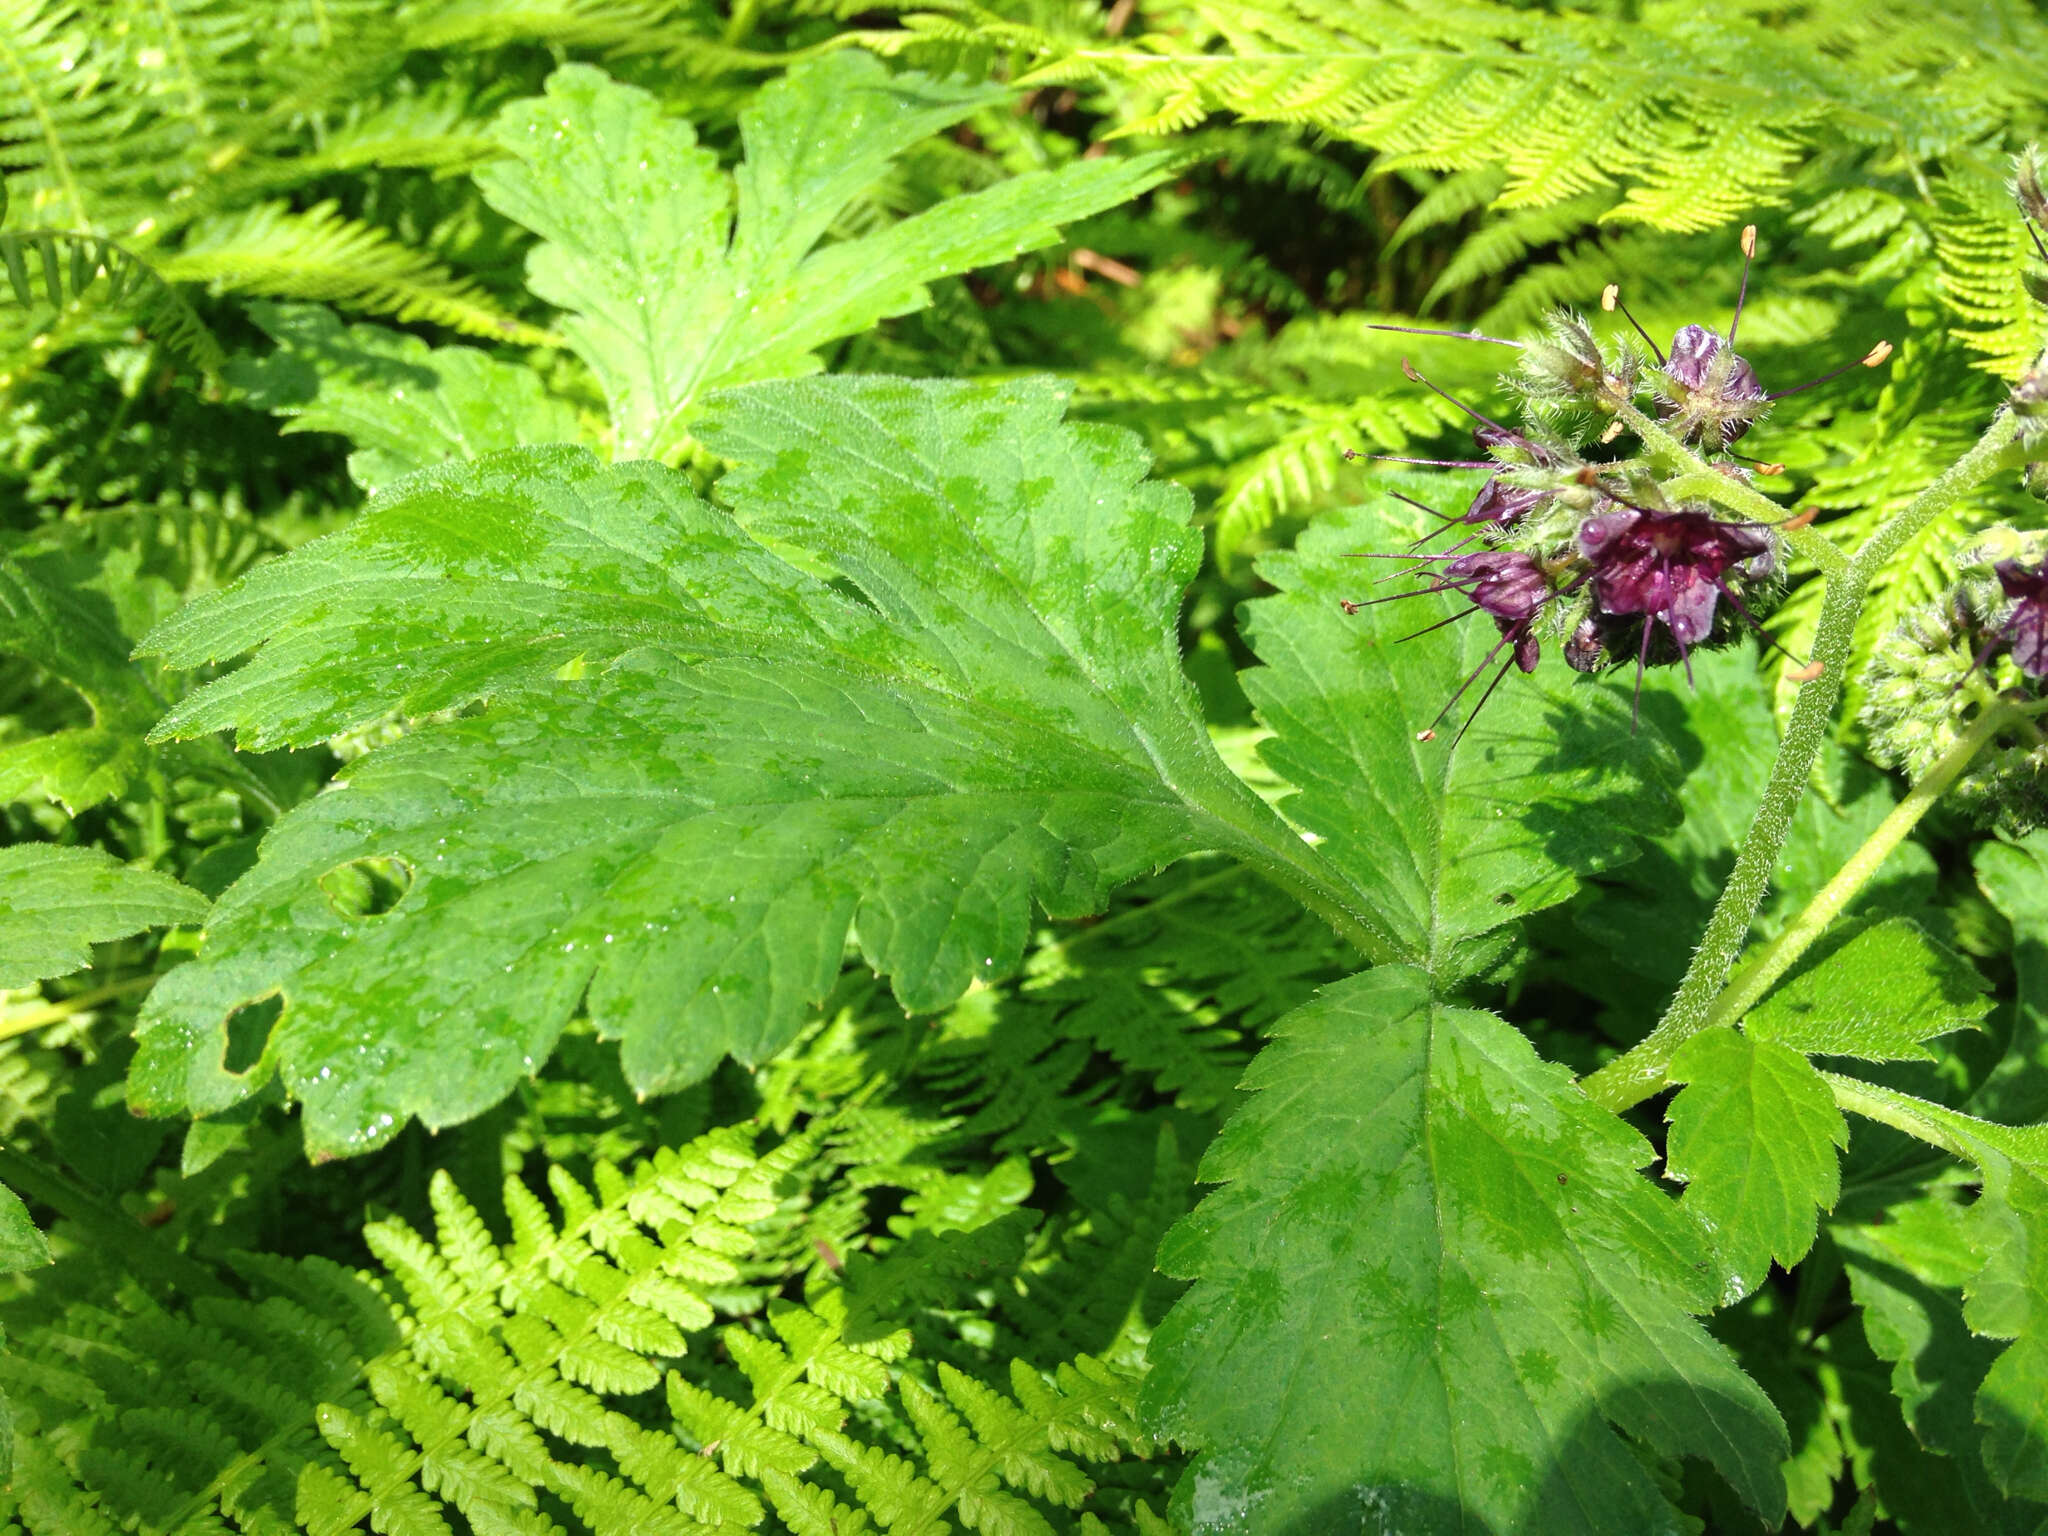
<box><xmin>1240</xmin><ymin>500</ymin><xmax>1682</xmax><ymax>983</ymax></box>
<box><xmin>1144</xmin><ymin>966</ymin><xmax>1788</xmax><ymax>1536</ymax></box>
<box><xmin>228</xmin><ymin>302</ymin><xmax>590</xmax><ymax>494</ymax></box>
<box><xmin>133</xmin><ymin>376</ymin><xmax>1287</xmax><ymax>1154</ymax></box>
<box><xmin>475</xmin><ymin>57</ymin><xmax>1168</xmax><ymax>463</ymax></box>
<box><xmin>1666</xmin><ymin>1029</ymin><xmax>1846</xmax><ymax>1297</ymax></box>
<box><xmin>0</xmin><ymin>844</ymin><xmax>208</xmax><ymax>989</ymax></box>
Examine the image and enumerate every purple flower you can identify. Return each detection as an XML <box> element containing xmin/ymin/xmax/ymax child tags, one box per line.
<box><xmin>1439</xmin><ymin>549</ymin><xmax>1550</xmax><ymax>670</ymax></box>
<box><xmin>1659</xmin><ymin>324</ymin><xmax>1768</xmax><ymax>447</ymax></box>
<box><xmin>1466</xmin><ymin>424</ymin><xmax>1556</xmax><ymax>532</ymax></box>
<box><xmin>1577</xmin><ymin>506</ymin><xmax>1775</xmax><ymax>706</ymax></box>
<box><xmin>1341</xmin><ymin>545</ymin><xmax>1559</xmax><ymax>742</ymax></box>
<box><xmin>1996</xmin><ymin>559</ymin><xmax>2048</xmax><ymax>677</ymax></box>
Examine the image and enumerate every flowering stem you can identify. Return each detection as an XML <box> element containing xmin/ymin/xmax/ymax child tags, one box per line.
<box><xmin>1698</xmin><ymin>702</ymin><xmax>2015</xmax><ymax>1033</ymax></box>
<box><xmin>1848</xmin><ymin>408</ymin><xmax>2025</xmax><ymax>579</ymax></box>
<box><xmin>1581</xmin><ymin>407</ymin><xmax>2026</xmax><ymax>1113</ymax></box>
<box><xmin>1612</xmin><ymin>403</ymin><xmax>1847</xmax><ymax>577</ymax></box>
<box><xmin>1580</xmin><ymin>564</ymin><xmax>1861</xmax><ymax>1109</ymax></box>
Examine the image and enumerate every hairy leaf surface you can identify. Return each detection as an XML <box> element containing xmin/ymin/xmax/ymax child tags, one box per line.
<box><xmin>1240</xmin><ymin>502</ymin><xmax>1681</xmax><ymax>982</ymax></box>
<box><xmin>135</xmin><ymin>377</ymin><xmax>1318</xmax><ymax>1154</ymax></box>
<box><xmin>0</xmin><ymin>845</ymin><xmax>207</xmax><ymax>988</ymax></box>
<box><xmin>1746</xmin><ymin>916</ymin><xmax>1990</xmax><ymax>1061</ymax></box>
<box><xmin>1666</xmin><ymin>1029</ymin><xmax>1845</xmax><ymax>1296</ymax></box>
<box><xmin>1145</xmin><ymin>966</ymin><xmax>1788</xmax><ymax>1536</ymax></box>
<box><xmin>475</xmin><ymin>57</ymin><xmax>1166</xmax><ymax>462</ymax></box>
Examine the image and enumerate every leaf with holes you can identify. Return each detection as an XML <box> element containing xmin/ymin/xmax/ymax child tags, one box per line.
<box><xmin>133</xmin><ymin>375</ymin><xmax>1356</xmax><ymax>1155</ymax></box>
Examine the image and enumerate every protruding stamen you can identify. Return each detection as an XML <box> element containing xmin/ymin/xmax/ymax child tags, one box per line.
<box><xmin>1400</xmin><ymin>359</ymin><xmax>1516</xmax><ymax>437</ymax></box>
<box><xmin>1765</xmin><ymin>339</ymin><xmax>1895</xmax><ymax>401</ymax></box>
<box><xmin>1450</xmin><ymin>652</ymin><xmax>1521</xmax><ymax>749</ymax></box>
<box><xmin>1364</xmin><ymin>454</ymin><xmax>1495</xmax><ymax>468</ymax></box>
<box><xmin>1601</xmin><ymin>283</ymin><xmax>1667</xmax><ymax>364</ymax></box>
<box><xmin>1367</xmin><ymin>322</ymin><xmax>1521</xmax><ymax>348</ymax></box>
<box><xmin>1729</xmin><ymin>224</ymin><xmax>1758</xmax><ymax>345</ymax></box>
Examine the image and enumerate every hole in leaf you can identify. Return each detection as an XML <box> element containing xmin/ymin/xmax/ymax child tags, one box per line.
<box><xmin>222</xmin><ymin>993</ymin><xmax>281</xmax><ymax>1075</ymax></box>
<box><xmin>319</xmin><ymin>855</ymin><xmax>413</xmax><ymax>920</ymax></box>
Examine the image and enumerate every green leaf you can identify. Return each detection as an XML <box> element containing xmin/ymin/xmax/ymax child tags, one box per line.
<box><xmin>1144</xmin><ymin>966</ymin><xmax>1787</xmax><ymax>1536</ymax></box>
<box><xmin>134</xmin><ymin>376</ymin><xmax>1329</xmax><ymax>1154</ymax></box>
<box><xmin>474</xmin><ymin>57</ymin><xmax>1167</xmax><ymax>462</ymax></box>
<box><xmin>1976</xmin><ymin>834</ymin><xmax>2048</xmax><ymax>1122</ymax></box>
<box><xmin>1746</xmin><ymin>917</ymin><xmax>1991</xmax><ymax>1061</ymax></box>
<box><xmin>1970</xmin><ymin>1172</ymin><xmax>2048</xmax><ymax>1500</ymax></box>
<box><xmin>0</xmin><ymin>1181</ymin><xmax>47</xmax><ymax>1273</ymax></box>
<box><xmin>1240</xmin><ymin>500</ymin><xmax>1681</xmax><ymax>982</ymax></box>
<box><xmin>1833</xmin><ymin>1186</ymin><xmax>2001</xmax><ymax>1459</ymax></box>
<box><xmin>1825</xmin><ymin>1076</ymin><xmax>2048</xmax><ymax>1499</ymax></box>
<box><xmin>1666</xmin><ymin>1030</ymin><xmax>1845</xmax><ymax>1296</ymax></box>
<box><xmin>0</xmin><ymin>551</ymin><xmax>164</xmax><ymax>812</ymax></box>
<box><xmin>228</xmin><ymin>302</ymin><xmax>589</xmax><ymax>493</ymax></box>
<box><xmin>0</xmin><ymin>844</ymin><xmax>207</xmax><ymax>988</ymax></box>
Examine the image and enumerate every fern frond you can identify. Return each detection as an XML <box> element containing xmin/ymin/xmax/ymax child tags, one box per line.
<box><xmin>3</xmin><ymin>1125</ymin><xmax>1170</xmax><ymax>1533</ymax></box>
<box><xmin>0</xmin><ymin>231</ymin><xmax>222</xmax><ymax>369</ymax></box>
<box><xmin>159</xmin><ymin>202</ymin><xmax>552</xmax><ymax>345</ymax></box>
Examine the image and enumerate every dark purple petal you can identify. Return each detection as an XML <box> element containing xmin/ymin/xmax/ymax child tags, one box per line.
<box><xmin>1513</xmin><ymin>630</ymin><xmax>1541</xmax><ymax>672</ymax></box>
<box><xmin>1465</xmin><ymin>476</ymin><xmax>1550</xmax><ymax>529</ymax></box>
<box><xmin>1996</xmin><ymin>559</ymin><xmax>2048</xmax><ymax>677</ymax></box>
<box><xmin>1665</xmin><ymin>326</ymin><xmax>1765</xmax><ymax>404</ymax></box>
<box><xmin>1577</xmin><ymin>506</ymin><xmax>1775</xmax><ymax>650</ymax></box>
<box><xmin>1442</xmin><ymin>550</ymin><xmax>1550</xmax><ymax>622</ymax></box>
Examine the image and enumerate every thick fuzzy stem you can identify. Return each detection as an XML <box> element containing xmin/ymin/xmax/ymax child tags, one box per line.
<box><xmin>1581</xmin><ymin>408</ymin><xmax>2024</xmax><ymax>1113</ymax></box>
<box><xmin>1700</xmin><ymin>702</ymin><xmax>2014</xmax><ymax>1032</ymax></box>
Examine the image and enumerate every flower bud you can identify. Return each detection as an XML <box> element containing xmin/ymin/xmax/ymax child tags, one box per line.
<box><xmin>1861</xmin><ymin>526</ymin><xmax>2048</xmax><ymax>831</ymax></box>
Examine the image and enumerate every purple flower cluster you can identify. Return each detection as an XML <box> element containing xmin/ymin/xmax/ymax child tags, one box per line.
<box><xmin>1342</xmin><ymin>223</ymin><xmax>1894</xmax><ymax>739</ymax></box>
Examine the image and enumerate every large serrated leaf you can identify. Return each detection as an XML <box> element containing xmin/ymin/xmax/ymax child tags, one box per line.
<box><xmin>1666</xmin><ymin>1029</ymin><xmax>1845</xmax><ymax>1297</ymax></box>
<box><xmin>475</xmin><ymin>57</ymin><xmax>1167</xmax><ymax>463</ymax></box>
<box><xmin>1143</xmin><ymin>966</ymin><xmax>1788</xmax><ymax>1535</ymax></box>
<box><xmin>134</xmin><ymin>376</ymin><xmax>1338</xmax><ymax>1155</ymax></box>
<box><xmin>1240</xmin><ymin>500</ymin><xmax>1681</xmax><ymax>982</ymax></box>
<box><xmin>0</xmin><ymin>845</ymin><xmax>208</xmax><ymax>988</ymax></box>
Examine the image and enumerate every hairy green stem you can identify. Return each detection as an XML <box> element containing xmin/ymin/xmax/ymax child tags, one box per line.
<box><xmin>1849</xmin><ymin>408</ymin><xmax>2025</xmax><ymax>580</ymax></box>
<box><xmin>1700</xmin><ymin>702</ymin><xmax>2014</xmax><ymax>1032</ymax></box>
<box><xmin>1580</xmin><ymin>565</ymin><xmax>1861</xmax><ymax>1108</ymax></box>
<box><xmin>1819</xmin><ymin>1072</ymin><xmax>1985</xmax><ymax>1166</ymax></box>
<box><xmin>1582</xmin><ymin>407</ymin><xmax>2024</xmax><ymax>1112</ymax></box>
